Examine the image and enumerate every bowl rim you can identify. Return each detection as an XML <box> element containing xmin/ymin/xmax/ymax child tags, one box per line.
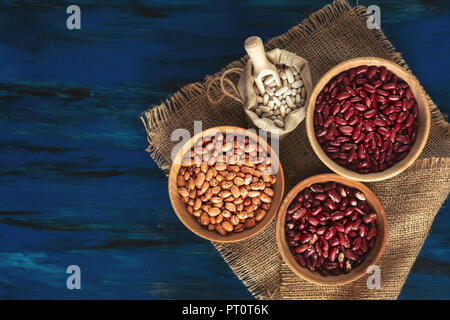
<box><xmin>276</xmin><ymin>173</ymin><xmax>388</xmax><ymax>286</ymax></box>
<box><xmin>305</xmin><ymin>57</ymin><xmax>431</xmax><ymax>182</ymax></box>
<box><xmin>168</xmin><ymin>125</ymin><xmax>285</xmax><ymax>243</ymax></box>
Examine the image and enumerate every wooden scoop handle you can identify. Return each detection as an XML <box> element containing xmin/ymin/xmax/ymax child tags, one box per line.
<box><xmin>244</xmin><ymin>36</ymin><xmax>281</xmax><ymax>94</ymax></box>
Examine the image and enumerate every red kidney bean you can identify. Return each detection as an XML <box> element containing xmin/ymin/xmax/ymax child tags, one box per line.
<box><xmin>294</xmin><ymin>244</ymin><xmax>309</xmax><ymax>254</ymax></box>
<box><xmin>345</xmin><ymin>250</ymin><xmax>359</xmax><ymax>261</ymax></box>
<box><xmin>292</xmin><ymin>208</ymin><xmax>307</xmax><ymax>220</ymax></box>
<box><xmin>288</xmin><ymin>202</ymin><xmax>301</xmax><ymax>214</ymax></box>
<box><xmin>329</xmin><ymin>236</ymin><xmax>339</xmax><ymax>247</ymax></box>
<box><xmin>333</xmin><ymin>221</ymin><xmax>345</xmax><ymax>233</ymax></box>
<box><xmin>328</xmin><ymin>247</ymin><xmax>339</xmax><ymax>262</ymax></box>
<box><xmin>366</xmin><ymin>226</ymin><xmax>377</xmax><ymax>240</ymax></box>
<box><xmin>295</xmin><ymin>254</ymin><xmax>306</xmax><ymax>267</ymax></box>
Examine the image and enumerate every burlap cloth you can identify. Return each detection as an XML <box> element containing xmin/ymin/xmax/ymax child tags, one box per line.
<box><xmin>141</xmin><ymin>0</ymin><xmax>450</xmax><ymax>299</ymax></box>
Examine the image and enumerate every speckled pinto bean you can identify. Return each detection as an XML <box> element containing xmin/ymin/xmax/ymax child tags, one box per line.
<box><xmin>285</xmin><ymin>182</ymin><xmax>377</xmax><ymax>276</ymax></box>
<box><xmin>313</xmin><ymin>65</ymin><xmax>418</xmax><ymax>173</ymax></box>
<box><xmin>178</xmin><ymin>131</ymin><xmax>277</xmax><ymax>236</ymax></box>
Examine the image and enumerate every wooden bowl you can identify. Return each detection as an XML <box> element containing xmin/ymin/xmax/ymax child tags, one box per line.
<box><xmin>276</xmin><ymin>173</ymin><xmax>388</xmax><ymax>286</ymax></box>
<box><xmin>169</xmin><ymin>126</ymin><xmax>285</xmax><ymax>243</ymax></box>
<box><xmin>306</xmin><ymin>57</ymin><xmax>430</xmax><ymax>182</ymax></box>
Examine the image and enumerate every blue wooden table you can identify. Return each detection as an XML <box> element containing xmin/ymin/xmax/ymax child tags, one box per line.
<box><xmin>0</xmin><ymin>0</ymin><xmax>448</xmax><ymax>299</ymax></box>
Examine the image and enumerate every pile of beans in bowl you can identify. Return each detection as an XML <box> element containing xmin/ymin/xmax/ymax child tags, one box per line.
<box><xmin>177</xmin><ymin>131</ymin><xmax>277</xmax><ymax>236</ymax></box>
<box><xmin>313</xmin><ymin>65</ymin><xmax>418</xmax><ymax>173</ymax></box>
<box><xmin>285</xmin><ymin>182</ymin><xmax>377</xmax><ymax>276</ymax></box>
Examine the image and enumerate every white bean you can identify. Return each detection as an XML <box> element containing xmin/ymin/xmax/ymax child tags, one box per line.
<box><xmin>263</xmin><ymin>94</ymin><xmax>269</xmax><ymax>105</ymax></box>
<box><xmin>295</xmin><ymin>94</ymin><xmax>301</xmax><ymax>103</ymax></box>
<box><xmin>292</xmin><ymin>80</ymin><xmax>303</xmax><ymax>89</ymax></box>
<box><xmin>273</xmin><ymin>96</ymin><xmax>281</xmax><ymax>106</ymax></box>
<box><xmin>286</xmin><ymin>96</ymin><xmax>294</xmax><ymax>108</ymax></box>
<box><xmin>275</xmin><ymin>87</ymin><xmax>288</xmax><ymax>96</ymax></box>
<box><xmin>260</xmin><ymin>106</ymin><xmax>271</xmax><ymax>113</ymax></box>
<box><xmin>280</xmin><ymin>105</ymin><xmax>286</xmax><ymax>118</ymax></box>
<box><xmin>286</xmin><ymin>69</ymin><xmax>294</xmax><ymax>84</ymax></box>
<box><xmin>274</xmin><ymin>119</ymin><xmax>284</xmax><ymax>128</ymax></box>
<box><xmin>264</xmin><ymin>75</ymin><xmax>275</xmax><ymax>86</ymax></box>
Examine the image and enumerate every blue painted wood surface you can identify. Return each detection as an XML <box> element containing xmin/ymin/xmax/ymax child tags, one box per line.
<box><xmin>0</xmin><ymin>0</ymin><xmax>448</xmax><ymax>299</ymax></box>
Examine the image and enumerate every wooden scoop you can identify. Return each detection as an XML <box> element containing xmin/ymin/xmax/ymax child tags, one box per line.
<box><xmin>244</xmin><ymin>36</ymin><xmax>281</xmax><ymax>95</ymax></box>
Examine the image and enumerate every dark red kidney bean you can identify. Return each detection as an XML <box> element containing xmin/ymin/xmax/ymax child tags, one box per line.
<box><xmin>336</xmin><ymin>92</ymin><xmax>351</xmax><ymax>100</ymax></box>
<box><xmin>338</xmin><ymin>125</ymin><xmax>353</xmax><ymax>135</ymax></box>
<box><xmin>348</xmin><ymin>115</ymin><xmax>359</xmax><ymax>126</ymax></box>
<box><xmin>324</xmin><ymin>226</ymin><xmax>336</xmax><ymax>240</ymax></box>
<box><xmin>292</xmin><ymin>208</ymin><xmax>307</xmax><ymax>220</ymax></box>
<box><xmin>366</xmin><ymin>227</ymin><xmax>377</xmax><ymax>240</ymax></box>
<box><xmin>304</xmin><ymin>246</ymin><xmax>315</xmax><ymax>258</ymax></box>
<box><xmin>295</xmin><ymin>244</ymin><xmax>309</xmax><ymax>253</ymax></box>
<box><xmin>329</xmin><ymin>236</ymin><xmax>339</xmax><ymax>247</ymax></box>
<box><xmin>379</xmin><ymin>67</ymin><xmax>387</xmax><ymax>81</ymax></box>
<box><xmin>330</xmin><ymin>211</ymin><xmax>345</xmax><ymax>221</ymax></box>
<box><xmin>356</xmin><ymin>65</ymin><xmax>368</xmax><ymax>75</ymax></box>
<box><xmin>316</xmin><ymin>212</ymin><xmax>330</xmax><ymax>222</ymax></box>
<box><xmin>315</xmin><ymin>242</ymin><xmax>323</xmax><ymax>257</ymax></box>
<box><xmin>311</xmin><ymin>206</ymin><xmax>323</xmax><ymax>216</ymax></box>
<box><xmin>307</xmin><ymin>215</ymin><xmax>319</xmax><ymax>227</ymax></box>
<box><xmin>310</xmin><ymin>184</ymin><xmax>324</xmax><ymax>193</ymax></box>
<box><xmin>359</xmin><ymin>224</ymin><xmax>367</xmax><ymax>238</ymax></box>
<box><xmin>295</xmin><ymin>254</ymin><xmax>306</xmax><ymax>266</ymax></box>
<box><xmin>300</xmin><ymin>234</ymin><xmax>313</xmax><ymax>244</ymax></box>
<box><xmin>343</xmin><ymin>108</ymin><xmax>355</xmax><ymax>121</ymax></box>
<box><xmin>328</xmin><ymin>247</ymin><xmax>339</xmax><ymax>262</ymax></box>
<box><xmin>362</xmin><ymin>83</ymin><xmax>376</xmax><ymax>93</ymax></box>
<box><xmin>304</xmin><ymin>189</ymin><xmax>313</xmax><ymax>200</ymax></box>
<box><xmin>319</xmin><ymin>236</ymin><xmax>329</xmax><ymax>251</ymax></box>
<box><xmin>307</xmin><ymin>225</ymin><xmax>317</xmax><ymax>234</ymax></box>
<box><xmin>288</xmin><ymin>202</ymin><xmax>302</xmax><ymax>214</ymax></box>
<box><xmin>327</xmin><ymin>189</ymin><xmax>341</xmax><ymax>203</ymax></box>
<box><xmin>345</xmin><ymin>250</ymin><xmax>359</xmax><ymax>261</ymax></box>
<box><xmin>357</xmin><ymin>144</ymin><xmax>366</xmax><ymax>159</ymax></box>
<box><xmin>314</xmin><ymin>193</ymin><xmax>327</xmax><ymax>201</ymax></box>
<box><xmin>333</xmin><ymin>221</ymin><xmax>345</xmax><ymax>233</ymax></box>
<box><xmin>312</xmin><ymin>200</ymin><xmax>321</xmax><ymax>207</ymax></box>
<box><xmin>362</xmin><ymin>213</ymin><xmax>377</xmax><ymax>224</ymax></box>
<box><xmin>310</xmin><ymin>234</ymin><xmax>319</xmax><ymax>245</ymax></box>
<box><xmin>317</xmin><ymin>226</ymin><xmax>327</xmax><ymax>236</ymax></box>
<box><xmin>348</xmin><ymin>230</ymin><xmax>358</xmax><ymax>238</ymax></box>
<box><xmin>352</xmin><ymin>237</ymin><xmax>361</xmax><ymax>251</ymax></box>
